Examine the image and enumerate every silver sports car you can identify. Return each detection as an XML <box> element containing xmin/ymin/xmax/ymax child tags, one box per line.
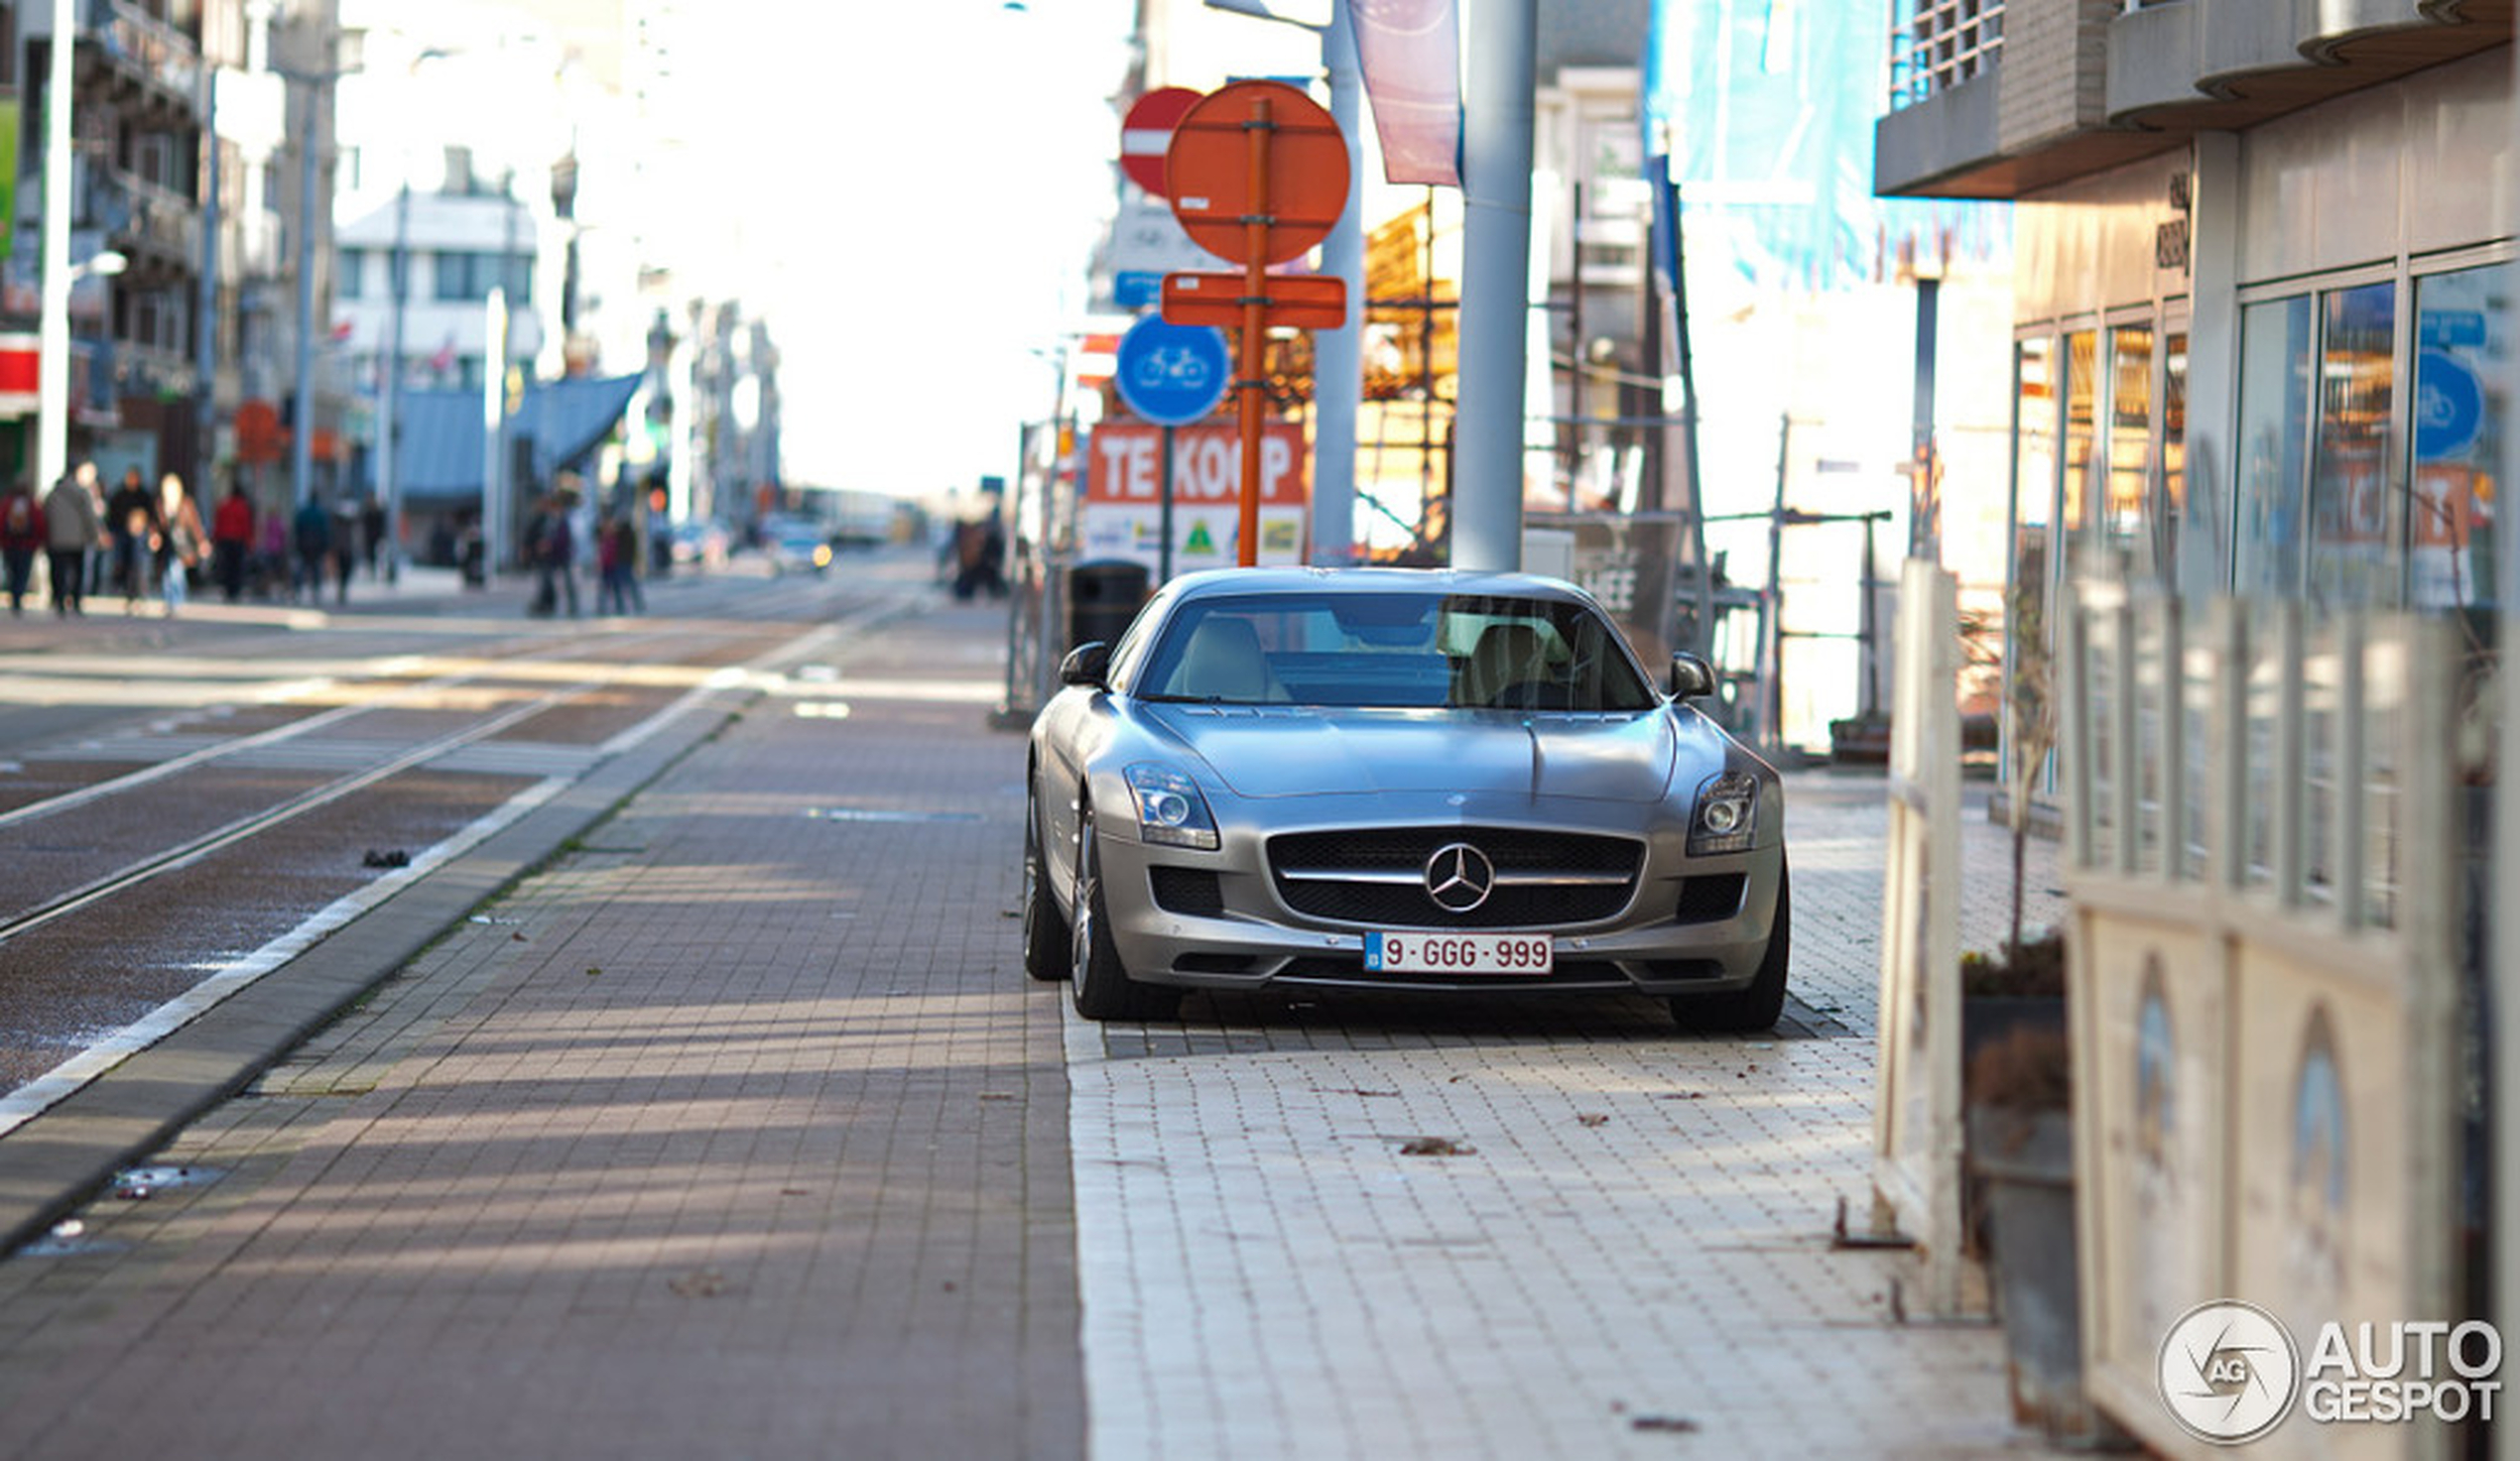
<box><xmin>1022</xmin><ymin>568</ymin><xmax>1789</xmax><ymax>1028</ymax></box>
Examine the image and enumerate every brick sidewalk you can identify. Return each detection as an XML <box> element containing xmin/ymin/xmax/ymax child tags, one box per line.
<box><xmin>0</xmin><ymin>589</ymin><xmax>2070</xmax><ymax>1460</ymax></box>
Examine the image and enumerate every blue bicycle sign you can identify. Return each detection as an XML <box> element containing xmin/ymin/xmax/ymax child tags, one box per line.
<box><xmin>1114</xmin><ymin>317</ymin><xmax>1229</xmax><ymax>426</ymax></box>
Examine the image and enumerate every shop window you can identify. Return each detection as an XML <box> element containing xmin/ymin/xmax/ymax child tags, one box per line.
<box><xmin>2104</xmin><ymin>324</ymin><xmax>2153</xmax><ymax>577</ymax></box>
<box><xmin>2007</xmin><ymin>336</ymin><xmax>2059</xmax><ymax>799</ymax></box>
<box><xmin>2235</xmin><ymin>296</ymin><xmax>2314</xmax><ymax>598</ymax></box>
<box><xmin>2407</xmin><ymin>262</ymin><xmax>2510</xmax><ymax>611</ymax></box>
<box><xmin>2064</xmin><ymin>329</ymin><xmax>2099</xmax><ymax>575</ymax></box>
<box><xmin>2306</xmin><ymin>281</ymin><xmax>2397</xmax><ymax>609</ymax></box>
<box><xmin>2160</xmin><ymin>331</ymin><xmax>2187</xmax><ymax>584</ymax></box>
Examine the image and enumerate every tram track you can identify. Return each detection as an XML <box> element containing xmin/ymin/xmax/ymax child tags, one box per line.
<box><xmin>0</xmin><ymin>570</ymin><xmax>938</xmax><ymax>1098</ymax></box>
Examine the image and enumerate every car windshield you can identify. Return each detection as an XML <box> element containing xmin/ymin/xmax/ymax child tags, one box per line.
<box><xmin>1136</xmin><ymin>591</ymin><xmax>1658</xmax><ymax>711</ymax></box>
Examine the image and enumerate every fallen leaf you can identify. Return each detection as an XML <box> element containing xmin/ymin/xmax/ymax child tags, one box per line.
<box><xmin>1399</xmin><ymin>1137</ymin><xmax>1475</xmax><ymax>1157</ymax></box>
<box><xmin>585</xmin><ymin>966</ymin><xmax>602</xmax><ymax>978</ymax></box>
<box><xmin>1630</xmin><ymin>1415</ymin><xmax>1701</xmax><ymax>1434</ymax></box>
<box><xmin>1576</xmin><ymin>1113</ymin><xmax>1610</xmax><ymax>1128</ymax></box>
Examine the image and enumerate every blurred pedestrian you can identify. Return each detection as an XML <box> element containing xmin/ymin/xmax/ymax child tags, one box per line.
<box><xmin>42</xmin><ymin>465</ymin><xmax>101</xmax><ymax>616</ymax></box>
<box><xmin>595</xmin><ymin>514</ymin><xmax>644</xmax><ymax>615</ymax></box>
<box><xmin>211</xmin><ymin>479</ymin><xmax>254</xmax><ymax>602</ymax></box>
<box><xmin>106</xmin><ymin>465</ymin><xmax>158</xmax><ymax>612</ymax></box>
<box><xmin>361</xmin><ymin>498</ymin><xmax>385</xmax><ymax>579</ymax></box>
<box><xmin>291</xmin><ymin>494</ymin><xmax>332</xmax><ymax>603</ymax></box>
<box><xmin>0</xmin><ymin>477</ymin><xmax>43</xmax><ymax>615</ymax></box>
<box><xmin>526</xmin><ymin>495</ymin><xmax>577</xmax><ymax>618</ymax></box>
<box><xmin>331</xmin><ymin>498</ymin><xmax>359</xmax><ymax>605</ymax></box>
<box><xmin>156</xmin><ymin>472</ymin><xmax>205</xmax><ymax>617</ymax></box>
<box><xmin>254</xmin><ymin>499</ymin><xmax>288</xmax><ymax>599</ymax></box>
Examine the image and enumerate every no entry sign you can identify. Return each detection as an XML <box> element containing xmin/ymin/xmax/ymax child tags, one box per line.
<box><xmin>1119</xmin><ymin>86</ymin><xmax>1201</xmax><ymax>196</ymax></box>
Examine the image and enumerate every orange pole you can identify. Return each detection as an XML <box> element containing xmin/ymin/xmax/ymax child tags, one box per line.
<box><xmin>1236</xmin><ymin>93</ymin><xmax>1272</xmax><ymax>568</ymax></box>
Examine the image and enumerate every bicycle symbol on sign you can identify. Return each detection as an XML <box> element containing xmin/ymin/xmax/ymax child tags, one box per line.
<box><xmin>1133</xmin><ymin>345</ymin><xmax>1213</xmax><ymax>392</ymax></box>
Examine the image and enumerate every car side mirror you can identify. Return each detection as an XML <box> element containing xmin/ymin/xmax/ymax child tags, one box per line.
<box><xmin>1060</xmin><ymin>642</ymin><xmax>1112</xmax><ymax>688</ymax></box>
<box><xmin>1669</xmin><ymin>652</ymin><xmax>1716</xmax><ymax>700</ymax></box>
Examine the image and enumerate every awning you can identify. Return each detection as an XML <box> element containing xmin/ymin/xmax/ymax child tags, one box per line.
<box><xmin>391</xmin><ymin>371</ymin><xmax>645</xmax><ymax>507</ymax></box>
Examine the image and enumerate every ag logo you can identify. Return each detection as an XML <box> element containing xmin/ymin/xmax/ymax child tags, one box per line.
<box><xmin>2159</xmin><ymin>1300</ymin><xmax>2301</xmax><ymax>1444</ymax></box>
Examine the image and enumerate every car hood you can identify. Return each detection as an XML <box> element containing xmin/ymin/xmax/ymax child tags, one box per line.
<box><xmin>1144</xmin><ymin>704</ymin><xmax>1715</xmax><ymax>802</ymax></box>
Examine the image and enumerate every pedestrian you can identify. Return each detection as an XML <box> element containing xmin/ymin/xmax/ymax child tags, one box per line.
<box><xmin>211</xmin><ymin>479</ymin><xmax>254</xmax><ymax>603</ymax></box>
<box><xmin>292</xmin><ymin>494</ymin><xmax>332</xmax><ymax>604</ymax></box>
<box><xmin>156</xmin><ymin>472</ymin><xmax>205</xmax><ymax>617</ymax></box>
<box><xmin>595</xmin><ymin>514</ymin><xmax>644</xmax><ymax>615</ymax></box>
<box><xmin>331</xmin><ymin>498</ymin><xmax>359</xmax><ymax>605</ymax></box>
<box><xmin>527</xmin><ymin>495</ymin><xmax>578</xmax><ymax>618</ymax></box>
<box><xmin>106</xmin><ymin>465</ymin><xmax>158</xmax><ymax>612</ymax></box>
<box><xmin>0</xmin><ymin>477</ymin><xmax>44</xmax><ymax>615</ymax></box>
<box><xmin>361</xmin><ymin>498</ymin><xmax>385</xmax><ymax>579</ymax></box>
<box><xmin>254</xmin><ymin>498</ymin><xmax>289</xmax><ymax>599</ymax></box>
<box><xmin>42</xmin><ymin>465</ymin><xmax>101</xmax><ymax>615</ymax></box>
<box><xmin>613</xmin><ymin>515</ymin><xmax>646</xmax><ymax>612</ymax></box>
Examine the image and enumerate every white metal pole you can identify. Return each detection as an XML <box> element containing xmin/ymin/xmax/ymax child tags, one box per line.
<box><xmin>289</xmin><ymin>73</ymin><xmax>319</xmax><ymax>509</ymax></box>
<box><xmin>1451</xmin><ymin>0</ymin><xmax>1537</xmax><ymax>571</ymax></box>
<box><xmin>483</xmin><ymin>285</ymin><xmax>507</xmax><ymax>573</ymax></box>
<box><xmin>381</xmin><ymin>180</ymin><xmax>408</xmax><ymax>579</ymax></box>
<box><xmin>36</xmin><ymin>0</ymin><xmax>75</xmax><ymax>498</ymax></box>
<box><xmin>1309</xmin><ymin>1</ymin><xmax>1363</xmax><ymax>566</ymax></box>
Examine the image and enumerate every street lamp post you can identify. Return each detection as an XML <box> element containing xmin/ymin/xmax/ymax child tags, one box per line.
<box><xmin>36</xmin><ymin>0</ymin><xmax>76</xmax><ymax>500</ymax></box>
<box><xmin>273</xmin><ymin>52</ymin><xmax>357</xmax><ymax>512</ymax></box>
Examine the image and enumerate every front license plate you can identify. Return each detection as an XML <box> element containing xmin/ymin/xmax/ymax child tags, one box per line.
<box><xmin>1364</xmin><ymin>931</ymin><xmax>1555</xmax><ymax>976</ymax></box>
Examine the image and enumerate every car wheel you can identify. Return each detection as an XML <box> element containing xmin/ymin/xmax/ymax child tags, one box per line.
<box><xmin>1069</xmin><ymin>807</ymin><xmax>1179</xmax><ymax>1023</ymax></box>
<box><xmin>1672</xmin><ymin>858</ymin><xmax>1791</xmax><ymax>1034</ymax></box>
<box><xmin>1021</xmin><ymin>782</ymin><xmax>1070</xmax><ymax>982</ymax></box>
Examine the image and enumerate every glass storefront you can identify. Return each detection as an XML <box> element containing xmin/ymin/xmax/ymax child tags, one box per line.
<box><xmin>2409</xmin><ymin>262</ymin><xmax>2511</xmax><ymax>611</ymax></box>
<box><xmin>2305</xmin><ymin>281</ymin><xmax>2396</xmax><ymax>609</ymax></box>
<box><xmin>2234</xmin><ymin>295</ymin><xmax>2314</xmax><ymax>598</ymax></box>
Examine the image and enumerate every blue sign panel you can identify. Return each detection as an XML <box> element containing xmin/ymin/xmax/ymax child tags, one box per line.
<box><xmin>2415</xmin><ymin>349</ymin><xmax>2484</xmax><ymax>461</ymax></box>
<box><xmin>1113</xmin><ymin>315</ymin><xmax>1230</xmax><ymax>426</ymax></box>
<box><xmin>1114</xmin><ymin>271</ymin><xmax>1164</xmax><ymax>309</ymax></box>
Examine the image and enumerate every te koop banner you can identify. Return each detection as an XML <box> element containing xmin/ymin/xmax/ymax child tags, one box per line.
<box><xmin>1081</xmin><ymin>423</ymin><xmax>1309</xmax><ymax>576</ymax></box>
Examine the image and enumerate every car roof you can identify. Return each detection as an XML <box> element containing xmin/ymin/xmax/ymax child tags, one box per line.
<box><xmin>1160</xmin><ymin>565</ymin><xmax>1593</xmax><ymax>604</ymax></box>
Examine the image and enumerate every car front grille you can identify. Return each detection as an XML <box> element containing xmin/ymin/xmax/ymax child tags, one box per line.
<box><xmin>1267</xmin><ymin>826</ymin><xmax>1641</xmax><ymax>929</ymax></box>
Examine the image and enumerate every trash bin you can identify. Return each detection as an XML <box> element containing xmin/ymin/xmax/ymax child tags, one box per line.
<box><xmin>1068</xmin><ymin>558</ymin><xmax>1151</xmax><ymax>652</ymax></box>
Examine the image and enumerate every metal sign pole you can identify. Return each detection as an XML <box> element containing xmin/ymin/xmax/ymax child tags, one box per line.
<box><xmin>1236</xmin><ymin>90</ymin><xmax>1273</xmax><ymax>568</ymax></box>
<box><xmin>1160</xmin><ymin>423</ymin><xmax>1176</xmax><ymax>583</ymax></box>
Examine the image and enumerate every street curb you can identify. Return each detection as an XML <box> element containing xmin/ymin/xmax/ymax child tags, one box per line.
<box><xmin>0</xmin><ymin>683</ymin><xmax>750</xmax><ymax>1257</ymax></box>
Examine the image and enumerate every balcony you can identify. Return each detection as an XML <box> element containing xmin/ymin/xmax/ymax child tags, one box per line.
<box><xmin>75</xmin><ymin>0</ymin><xmax>204</xmax><ymax>130</ymax></box>
<box><xmin>1876</xmin><ymin>0</ymin><xmax>2515</xmax><ymax>199</ymax></box>
<box><xmin>87</xmin><ymin>165</ymin><xmax>199</xmax><ymax>282</ymax></box>
<box><xmin>2108</xmin><ymin>0</ymin><xmax>2513</xmax><ymax>133</ymax></box>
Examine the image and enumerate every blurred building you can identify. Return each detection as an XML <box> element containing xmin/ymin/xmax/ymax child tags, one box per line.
<box><xmin>2</xmin><ymin>0</ymin><xmax>226</xmax><ymax>493</ymax></box>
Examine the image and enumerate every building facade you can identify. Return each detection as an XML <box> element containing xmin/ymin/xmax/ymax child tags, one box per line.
<box><xmin>1874</xmin><ymin>1</ymin><xmax>2512</xmax><ymax>768</ymax></box>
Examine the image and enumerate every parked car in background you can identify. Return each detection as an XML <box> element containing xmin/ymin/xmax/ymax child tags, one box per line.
<box><xmin>759</xmin><ymin>515</ymin><xmax>834</xmax><ymax>575</ymax></box>
<box><xmin>668</xmin><ymin>518</ymin><xmax>731</xmax><ymax>567</ymax></box>
<box><xmin>1022</xmin><ymin>568</ymin><xmax>1791</xmax><ymax>1028</ymax></box>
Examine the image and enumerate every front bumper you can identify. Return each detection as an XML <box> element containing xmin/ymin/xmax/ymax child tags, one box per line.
<box><xmin>1092</xmin><ymin>803</ymin><xmax>1785</xmax><ymax>999</ymax></box>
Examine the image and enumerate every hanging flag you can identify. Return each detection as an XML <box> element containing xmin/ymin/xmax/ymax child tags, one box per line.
<box><xmin>1353</xmin><ymin>0</ymin><xmax>1460</xmax><ymax>186</ymax></box>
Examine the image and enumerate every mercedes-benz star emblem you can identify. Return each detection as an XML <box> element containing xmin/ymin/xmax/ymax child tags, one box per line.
<box><xmin>1424</xmin><ymin>843</ymin><xmax>1496</xmax><ymax>914</ymax></box>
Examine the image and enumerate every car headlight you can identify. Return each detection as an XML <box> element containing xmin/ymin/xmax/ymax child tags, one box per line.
<box><xmin>1126</xmin><ymin>764</ymin><xmax>1219</xmax><ymax>850</ymax></box>
<box><xmin>1689</xmin><ymin>771</ymin><xmax>1760</xmax><ymax>856</ymax></box>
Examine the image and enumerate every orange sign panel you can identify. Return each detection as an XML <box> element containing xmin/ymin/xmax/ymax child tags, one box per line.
<box><xmin>1161</xmin><ymin>272</ymin><xmax>1348</xmax><ymax>331</ymax></box>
